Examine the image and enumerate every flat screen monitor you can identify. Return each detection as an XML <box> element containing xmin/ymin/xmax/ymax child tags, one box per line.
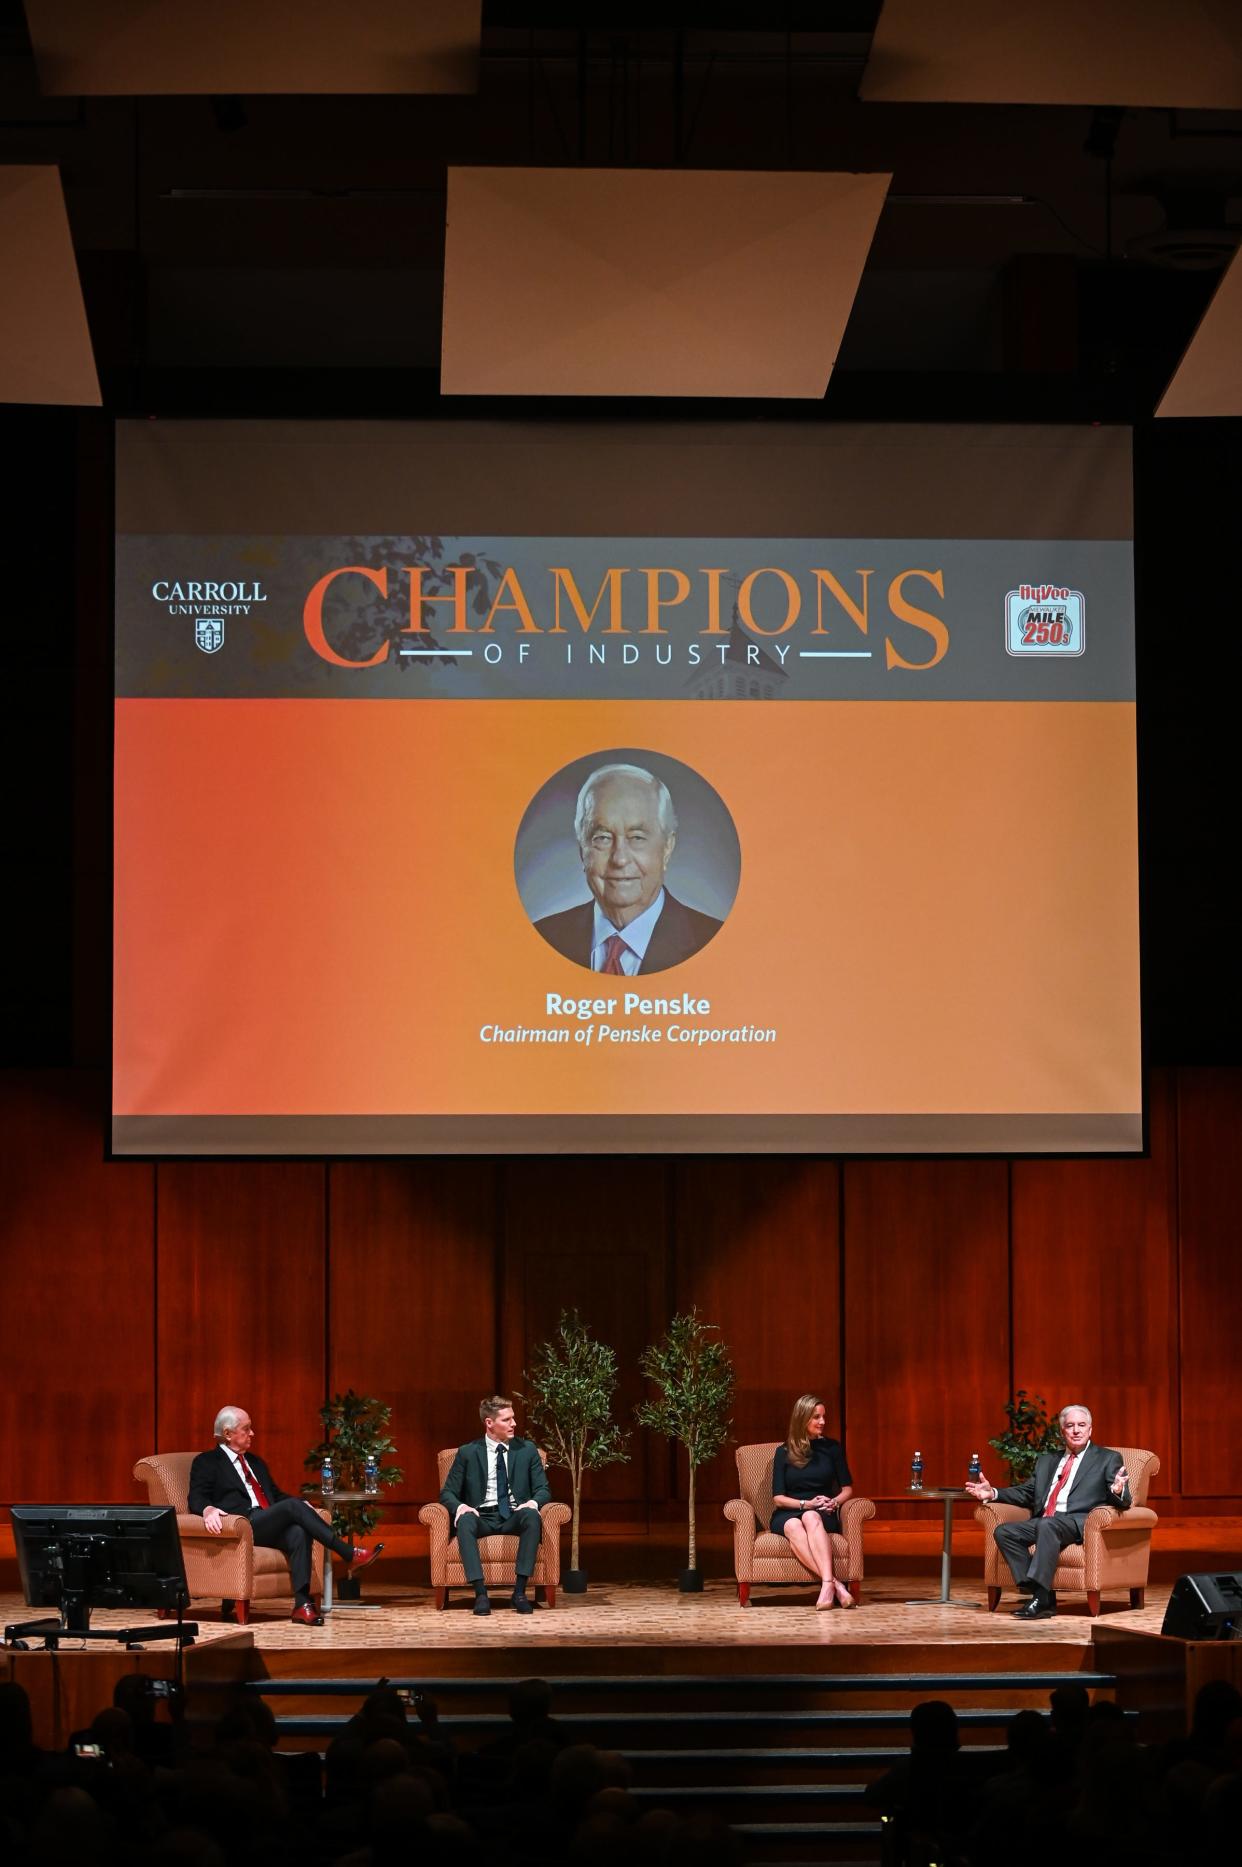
<box><xmin>10</xmin><ymin>1505</ymin><xmax>190</xmax><ymax>1616</ymax></box>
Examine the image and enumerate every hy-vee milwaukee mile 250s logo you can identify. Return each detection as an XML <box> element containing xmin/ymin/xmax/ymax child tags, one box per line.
<box><xmin>151</xmin><ymin>578</ymin><xmax>268</xmax><ymax>654</ymax></box>
<box><xmin>1005</xmin><ymin>582</ymin><xmax>1085</xmax><ymax>657</ymax></box>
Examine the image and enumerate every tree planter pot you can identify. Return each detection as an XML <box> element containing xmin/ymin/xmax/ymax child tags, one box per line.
<box><xmin>335</xmin><ymin>1573</ymin><xmax>362</xmax><ymax>1602</ymax></box>
<box><xmin>678</xmin><ymin>1568</ymin><xmax>704</xmax><ymax>1593</ymax></box>
<box><xmin>563</xmin><ymin>1569</ymin><xmax>589</xmax><ymax>1594</ymax></box>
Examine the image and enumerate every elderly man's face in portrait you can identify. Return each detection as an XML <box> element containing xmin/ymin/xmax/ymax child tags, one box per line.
<box><xmin>579</xmin><ymin>774</ymin><xmax>674</xmax><ymax>929</ymax></box>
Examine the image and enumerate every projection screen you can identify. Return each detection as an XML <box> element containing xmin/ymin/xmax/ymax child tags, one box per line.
<box><xmin>113</xmin><ymin>420</ymin><xmax>1139</xmax><ymax>1155</ymax></box>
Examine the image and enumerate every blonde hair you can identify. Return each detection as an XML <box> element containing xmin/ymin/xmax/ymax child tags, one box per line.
<box><xmin>479</xmin><ymin>1394</ymin><xmax>514</xmax><ymax>1426</ymax></box>
<box><xmin>785</xmin><ymin>1393</ymin><xmax>826</xmax><ymax>1468</ymax></box>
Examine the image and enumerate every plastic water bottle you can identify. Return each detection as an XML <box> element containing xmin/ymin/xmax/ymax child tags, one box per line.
<box><xmin>321</xmin><ymin>1454</ymin><xmax>335</xmax><ymax>1499</ymax></box>
<box><xmin>364</xmin><ymin>1454</ymin><xmax>379</xmax><ymax>1497</ymax></box>
<box><xmin>968</xmin><ymin>1451</ymin><xmax>982</xmax><ymax>1484</ymax></box>
<box><xmin>910</xmin><ymin>1450</ymin><xmax>924</xmax><ymax>1492</ymax></box>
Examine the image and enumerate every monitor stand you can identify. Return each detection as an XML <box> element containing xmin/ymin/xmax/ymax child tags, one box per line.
<box><xmin>5</xmin><ymin>1590</ymin><xmax>198</xmax><ymax>1650</ymax></box>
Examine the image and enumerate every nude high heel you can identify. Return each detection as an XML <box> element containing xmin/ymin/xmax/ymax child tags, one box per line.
<box><xmin>834</xmin><ymin>1580</ymin><xmax>856</xmax><ymax>1610</ymax></box>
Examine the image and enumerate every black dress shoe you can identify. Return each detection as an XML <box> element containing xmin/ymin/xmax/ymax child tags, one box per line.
<box><xmin>511</xmin><ymin>1591</ymin><xmax>534</xmax><ymax>1614</ymax></box>
<box><xmin>472</xmin><ymin>1594</ymin><xmax>491</xmax><ymax>1615</ymax></box>
<box><xmin>1012</xmin><ymin>1595</ymin><xmax>1056</xmax><ymax>1620</ymax></box>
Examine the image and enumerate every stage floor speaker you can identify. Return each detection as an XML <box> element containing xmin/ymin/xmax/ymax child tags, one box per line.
<box><xmin>1160</xmin><ymin>1572</ymin><xmax>1242</xmax><ymax>1639</ymax></box>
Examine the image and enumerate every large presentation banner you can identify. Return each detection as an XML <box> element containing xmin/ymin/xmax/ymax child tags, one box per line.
<box><xmin>112</xmin><ymin>422</ymin><xmax>1140</xmax><ymax>1155</ymax></box>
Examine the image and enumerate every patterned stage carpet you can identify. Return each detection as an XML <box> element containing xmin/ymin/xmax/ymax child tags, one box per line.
<box><xmin>1</xmin><ymin>1573</ymin><xmax>1176</xmax><ymax>1654</ymax></box>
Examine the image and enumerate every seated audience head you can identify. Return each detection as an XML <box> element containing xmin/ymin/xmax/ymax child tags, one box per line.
<box><xmin>362</xmin><ymin>1737</ymin><xmax>412</xmax><ymax>1786</ymax></box>
<box><xmin>1191</xmin><ymin>1679</ymin><xmax>1242</xmax><ymax>1753</ymax></box>
<box><xmin>1049</xmin><ymin>1681</ymin><xmax>1090</xmax><ymax>1735</ymax></box>
<box><xmin>88</xmin><ymin>1707</ymin><xmax>135</xmax><ymax>1759</ymax></box>
<box><xmin>1005</xmin><ymin>1707</ymin><xmax>1049</xmax><ymax>1764</ymax></box>
<box><xmin>0</xmin><ymin>1682</ymin><xmax>34</xmax><ymax>1757</ymax></box>
<box><xmin>551</xmin><ymin>1744</ymin><xmax>610</xmax><ymax>1817</ymax></box>
<box><xmin>361</xmin><ymin>1687</ymin><xmax>408</xmax><ymax>1727</ymax></box>
<box><xmin>910</xmin><ymin>1699</ymin><xmax>959</xmax><ymax>1755</ymax></box>
<box><xmin>508</xmin><ymin>1677</ymin><xmax>554</xmax><ymax>1724</ymax></box>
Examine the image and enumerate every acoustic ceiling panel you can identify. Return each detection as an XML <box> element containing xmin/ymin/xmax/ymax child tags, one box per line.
<box><xmin>441</xmin><ymin>167</ymin><xmax>892</xmax><ymax>399</ymax></box>
<box><xmin>0</xmin><ymin>166</ymin><xmax>100</xmax><ymax>406</ymax></box>
<box><xmin>23</xmin><ymin>0</ymin><xmax>480</xmax><ymax>95</ymax></box>
<box><xmin>861</xmin><ymin>0</ymin><xmax>1242</xmax><ymax>108</ymax></box>
<box><xmin>1157</xmin><ymin>245</ymin><xmax>1242</xmax><ymax>416</ymax></box>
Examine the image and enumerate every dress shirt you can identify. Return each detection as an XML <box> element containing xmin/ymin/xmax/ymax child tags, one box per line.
<box><xmin>483</xmin><ymin>1433</ymin><xmax>507</xmax><ymax>1509</ymax></box>
<box><xmin>221</xmin><ymin>1443</ymin><xmax>263</xmax><ymax>1508</ymax></box>
<box><xmin>590</xmin><ymin>891</ymin><xmax>665</xmax><ymax>974</ymax></box>
<box><xmin>1043</xmin><ymin>1445</ymin><xmax>1089</xmax><ymax>1513</ymax></box>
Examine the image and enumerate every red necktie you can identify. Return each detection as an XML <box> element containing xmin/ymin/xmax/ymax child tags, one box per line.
<box><xmin>239</xmin><ymin>1454</ymin><xmax>271</xmax><ymax>1508</ymax></box>
<box><xmin>1042</xmin><ymin>1454</ymin><xmax>1075</xmax><ymax>1517</ymax></box>
<box><xmin>600</xmin><ymin>934</ymin><xmax>631</xmax><ymax>974</ymax></box>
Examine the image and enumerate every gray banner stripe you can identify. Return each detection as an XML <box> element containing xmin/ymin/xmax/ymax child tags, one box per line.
<box><xmin>117</xmin><ymin>534</ymin><xmax>1134</xmax><ymax>702</ymax></box>
<box><xmin>112</xmin><ymin>1113</ymin><xmax>1143</xmax><ymax>1157</ymax></box>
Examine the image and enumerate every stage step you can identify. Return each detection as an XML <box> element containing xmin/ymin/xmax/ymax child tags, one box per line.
<box><xmin>621</xmin><ymin>1742</ymin><xmax>1005</xmax><ymax>1785</ymax></box>
<box><xmin>254</xmin><ymin>1668</ymin><xmax>1120</xmax><ymax>1696</ymax></box>
<box><xmin>268</xmin><ymin>1707</ymin><xmax>1095</xmax><ymax>1744</ymax></box>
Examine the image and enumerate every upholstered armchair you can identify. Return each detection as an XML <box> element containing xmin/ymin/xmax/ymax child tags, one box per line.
<box><xmin>133</xmin><ymin>1451</ymin><xmax>328</xmax><ymax>1623</ymax></box>
<box><xmin>418</xmin><ymin>1448</ymin><xmax>570</xmax><ymax>1608</ymax></box>
<box><xmin>724</xmin><ymin>1441</ymin><xmax>876</xmax><ymax>1607</ymax></box>
<box><xmin>974</xmin><ymin>1445</ymin><xmax>1161</xmax><ymax>1616</ymax></box>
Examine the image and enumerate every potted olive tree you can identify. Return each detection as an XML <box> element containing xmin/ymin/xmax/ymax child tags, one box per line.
<box><xmin>521</xmin><ymin>1309</ymin><xmax>630</xmax><ymax>1593</ymax></box>
<box><xmin>304</xmin><ymin>1390</ymin><xmax>404</xmax><ymax>1600</ymax></box>
<box><xmin>636</xmin><ymin>1309</ymin><xmax>734</xmax><ymax>1593</ymax></box>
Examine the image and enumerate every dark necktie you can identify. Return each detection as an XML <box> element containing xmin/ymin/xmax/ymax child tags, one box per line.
<box><xmin>600</xmin><ymin>934</ymin><xmax>631</xmax><ymax>975</ymax></box>
<box><xmin>494</xmin><ymin>1444</ymin><xmax>513</xmax><ymax>1520</ymax></box>
<box><xmin>1042</xmin><ymin>1453</ymin><xmax>1075</xmax><ymax>1518</ymax></box>
<box><xmin>239</xmin><ymin>1454</ymin><xmax>270</xmax><ymax>1509</ymax></box>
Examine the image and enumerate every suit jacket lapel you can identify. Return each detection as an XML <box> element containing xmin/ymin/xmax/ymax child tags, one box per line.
<box><xmin>474</xmin><ymin>1438</ymin><xmax>489</xmax><ymax>1505</ymax></box>
<box><xmin>1076</xmin><ymin>1442</ymin><xmax>1103</xmax><ymax>1501</ymax></box>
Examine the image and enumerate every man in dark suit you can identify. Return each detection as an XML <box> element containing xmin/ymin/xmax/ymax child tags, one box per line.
<box><xmin>440</xmin><ymin>1396</ymin><xmax>550</xmax><ymax>1616</ymax></box>
<box><xmin>966</xmin><ymin>1403</ymin><xmax>1131</xmax><ymax>1619</ymax></box>
<box><xmin>532</xmin><ymin>762</ymin><xmax>722</xmax><ymax>975</ymax></box>
<box><xmin>188</xmin><ymin>1405</ymin><xmax>382</xmax><ymax>1626</ymax></box>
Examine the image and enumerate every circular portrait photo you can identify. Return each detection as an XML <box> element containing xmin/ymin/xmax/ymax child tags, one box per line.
<box><xmin>515</xmin><ymin>748</ymin><xmax>741</xmax><ymax>976</ymax></box>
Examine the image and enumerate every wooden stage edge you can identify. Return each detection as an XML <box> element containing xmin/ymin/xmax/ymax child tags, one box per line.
<box><xmin>6</xmin><ymin>1576</ymin><xmax>1241</xmax><ymax>1748</ymax></box>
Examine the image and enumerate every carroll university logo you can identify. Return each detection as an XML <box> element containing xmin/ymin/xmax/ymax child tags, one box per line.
<box><xmin>149</xmin><ymin>578</ymin><xmax>267</xmax><ymax>656</ymax></box>
<box><xmin>1005</xmin><ymin>583</ymin><xmax>1084</xmax><ymax>657</ymax></box>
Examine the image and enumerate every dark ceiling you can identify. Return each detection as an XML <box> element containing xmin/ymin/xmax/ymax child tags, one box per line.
<box><xmin>2</xmin><ymin>2</ymin><xmax>1240</xmax><ymax>416</ymax></box>
<box><xmin>2</xmin><ymin>4</ymin><xmax>1240</xmax><ymax>1079</ymax></box>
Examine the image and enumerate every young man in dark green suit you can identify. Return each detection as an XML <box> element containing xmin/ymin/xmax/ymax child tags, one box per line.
<box><xmin>440</xmin><ymin>1395</ymin><xmax>550</xmax><ymax>1615</ymax></box>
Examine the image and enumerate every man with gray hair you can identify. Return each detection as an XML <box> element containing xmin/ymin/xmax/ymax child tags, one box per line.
<box><xmin>533</xmin><ymin>762</ymin><xmax>722</xmax><ymax>975</ymax></box>
<box><xmin>965</xmin><ymin>1404</ymin><xmax>1131</xmax><ymax>1619</ymax></box>
<box><xmin>188</xmin><ymin>1405</ymin><xmax>382</xmax><ymax>1626</ymax></box>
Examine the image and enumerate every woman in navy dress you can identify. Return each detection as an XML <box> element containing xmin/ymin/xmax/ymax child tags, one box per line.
<box><xmin>770</xmin><ymin>1393</ymin><xmax>855</xmax><ymax>1609</ymax></box>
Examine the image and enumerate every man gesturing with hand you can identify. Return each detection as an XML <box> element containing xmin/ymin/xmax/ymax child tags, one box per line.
<box><xmin>965</xmin><ymin>1404</ymin><xmax>1130</xmax><ymax>1619</ymax></box>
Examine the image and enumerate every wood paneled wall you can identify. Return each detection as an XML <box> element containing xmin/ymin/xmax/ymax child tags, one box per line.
<box><xmin>1</xmin><ymin>1067</ymin><xmax>1238</xmax><ymax>1520</ymax></box>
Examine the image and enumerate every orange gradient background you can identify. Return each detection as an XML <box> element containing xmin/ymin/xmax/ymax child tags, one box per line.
<box><xmin>114</xmin><ymin>698</ymin><xmax>1139</xmax><ymax>1118</ymax></box>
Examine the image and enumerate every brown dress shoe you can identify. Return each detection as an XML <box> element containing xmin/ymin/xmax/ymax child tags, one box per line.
<box><xmin>290</xmin><ymin>1601</ymin><xmax>324</xmax><ymax>1626</ymax></box>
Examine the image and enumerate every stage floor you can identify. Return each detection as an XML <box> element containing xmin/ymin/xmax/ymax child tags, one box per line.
<box><xmin>1</xmin><ymin>1573</ymin><xmax>1175</xmax><ymax>1655</ymax></box>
